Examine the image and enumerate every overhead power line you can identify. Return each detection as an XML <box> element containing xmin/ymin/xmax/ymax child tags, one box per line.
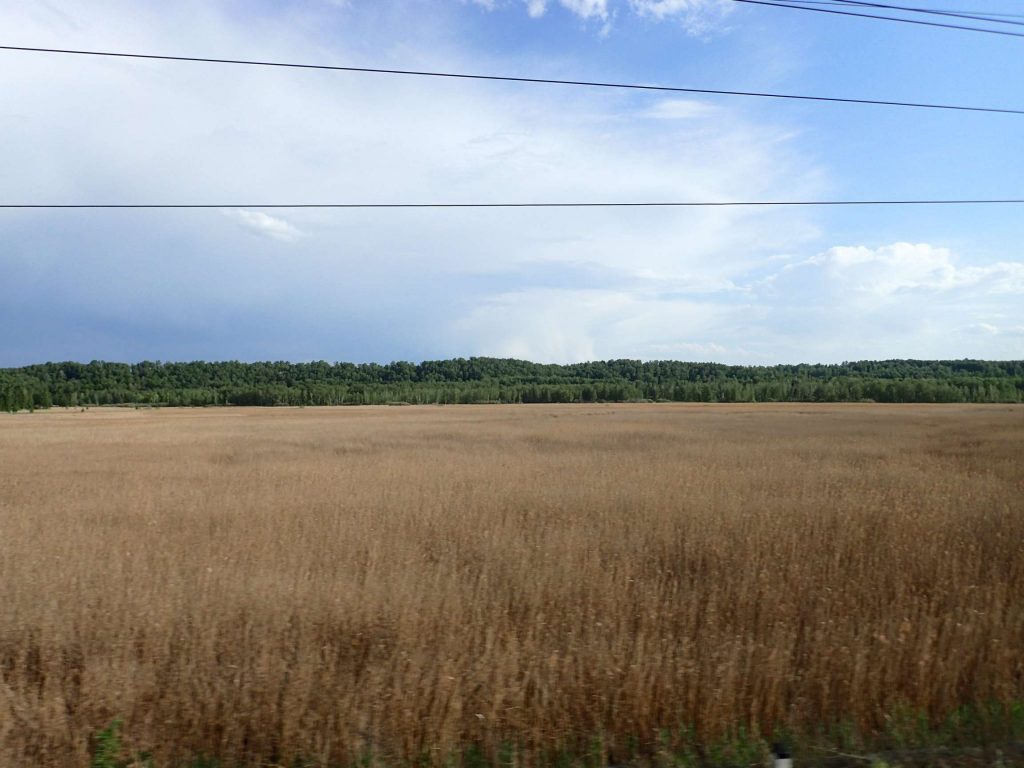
<box><xmin>801</xmin><ymin>0</ymin><xmax>1024</xmax><ymax>19</ymax></box>
<box><xmin>3</xmin><ymin>200</ymin><xmax>1023</xmax><ymax>209</ymax></box>
<box><xmin>782</xmin><ymin>0</ymin><xmax>1024</xmax><ymax>26</ymax></box>
<box><xmin>1</xmin><ymin>45</ymin><xmax>1021</xmax><ymax>116</ymax></box>
<box><xmin>731</xmin><ymin>0</ymin><xmax>1024</xmax><ymax>37</ymax></box>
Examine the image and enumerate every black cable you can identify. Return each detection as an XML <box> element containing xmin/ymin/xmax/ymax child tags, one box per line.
<box><xmin>1</xmin><ymin>45</ymin><xmax>1021</xmax><ymax>116</ymax></box>
<box><xmin>2</xmin><ymin>200</ymin><xmax>1023</xmax><ymax>209</ymax></box>
<box><xmin>781</xmin><ymin>0</ymin><xmax>1024</xmax><ymax>26</ymax></box>
<box><xmin>731</xmin><ymin>0</ymin><xmax>1024</xmax><ymax>37</ymax></box>
<box><xmin>805</xmin><ymin>1</ymin><xmax>1024</xmax><ymax>18</ymax></box>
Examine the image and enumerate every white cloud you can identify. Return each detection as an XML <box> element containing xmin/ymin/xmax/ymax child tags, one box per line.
<box><xmin>739</xmin><ymin>242</ymin><xmax>1024</xmax><ymax>361</ymax></box>
<box><xmin>471</xmin><ymin>0</ymin><xmax>731</xmax><ymax>33</ymax></box>
<box><xmin>559</xmin><ymin>0</ymin><xmax>610</xmax><ymax>20</ymax></box>
<box><xmin>524</xmin><ymin>0</ymin><xmax>548</xmax><ymax>17</ymax></box>
<box><xmin>630</xmin><ymin>0</ymin><xmax>718</xmax><ymax>17</ymax></box>
<box><xmin>629</xmin><ymin>0</ymin><xmax>733</xmax><ymax>34</ymax></box>
<box><xmin>473</xmin><ymin>0</ymin><xmax>606</xmax><ymax>19</ymax></box>
<box><xmin>224</xmin><ymin>210</ymin><xmax>304</xmax><ymax>242</ymax></box>
<box><xmin>808</xmin><ymin>243</ymin><xmax>1024</xmax><ymax>296</ymax></box>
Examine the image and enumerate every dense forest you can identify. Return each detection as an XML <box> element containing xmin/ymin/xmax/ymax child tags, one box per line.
<box><xmin>1</xmin><ymin>358</ymin><xmax>1022</xmax><ymax>411</ymax></box>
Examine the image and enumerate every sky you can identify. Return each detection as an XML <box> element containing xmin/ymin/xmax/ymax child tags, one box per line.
<box><xmin>1</xmin><ymin>0</ymin><xmax>1022</xmax><ymax>366</ymax></box>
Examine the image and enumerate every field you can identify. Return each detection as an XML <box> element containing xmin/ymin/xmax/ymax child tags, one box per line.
<box><xmin>1</xmin><ymin>404</ymin><xmax>1022</xmax><ymax>767</ymax></box>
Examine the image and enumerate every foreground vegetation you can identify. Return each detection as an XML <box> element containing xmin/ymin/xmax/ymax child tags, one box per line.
<box><xmin>2</xmin><ymin>357</ymin><xmax>1023</xmax><ymax>410</ymax></box>
<box><xmin>1</xmin><ymin>404</ymin><xmax>1021</xmax><ymax>767</ymax></box>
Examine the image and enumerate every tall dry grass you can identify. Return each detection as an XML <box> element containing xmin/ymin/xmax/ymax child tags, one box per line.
<box><xmin>0</xmin><ymin>404</ymin><xmax>1022</xmax><ymax>767</ymax></box>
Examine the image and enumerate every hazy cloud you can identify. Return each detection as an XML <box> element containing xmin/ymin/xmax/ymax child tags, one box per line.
<box><xmin>641</xmin><ymin>99</ymin><xmax>718</xmax><ymax>120</ymax></box>
<box><xmin>224</xmin><ymin>209</ymin><xmax>304</xmax><ymax>242</ymax></box>
<box><xmin>455</xmin><ymin>288</ymin><xmax>740</xmax><ymax>363</ymax></box>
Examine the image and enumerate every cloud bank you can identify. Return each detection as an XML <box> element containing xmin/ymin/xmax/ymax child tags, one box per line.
<box><xmin>0</xmin><ymin>1</ymin><xmax>1020</xmax><ymax>365</ymax></box>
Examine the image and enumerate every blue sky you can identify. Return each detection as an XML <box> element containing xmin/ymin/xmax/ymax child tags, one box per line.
<box><xmin>1</xmin><ymin>0</ymin><xmax>1022</xmax><ymax>365</ymax></box>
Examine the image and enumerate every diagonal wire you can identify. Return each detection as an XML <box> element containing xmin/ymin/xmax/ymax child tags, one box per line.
<box><xmin>730</xmin><ymin>0</ymin><xmax>1024</xmax><ymax>37</ymax></box>
<box><xmin>781</xmin><ymin>0</ymin><xmax>1024</xmax><ymax>26</ymax></box>
<box><xmin>1</xmin><ymin>44</ymin><xmax>1022</xmax><ymax>116</ymax></box>
<box><xmin>2</xmin><ymin>200</ymin><xmax>1023</xmax><ymax>209</ymax></box>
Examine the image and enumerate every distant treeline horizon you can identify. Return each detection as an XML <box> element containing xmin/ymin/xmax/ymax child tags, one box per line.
<box><xmin>1</xmin><ymin>358</ymin><xmax>1023</xmax><ymax>410</ymax></box>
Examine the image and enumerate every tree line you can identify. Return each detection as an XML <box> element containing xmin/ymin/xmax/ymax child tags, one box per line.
<box><xmin>1</xmin><ymin>358</ymin><xmax>1022</xmax><ymax>411</ymax></box>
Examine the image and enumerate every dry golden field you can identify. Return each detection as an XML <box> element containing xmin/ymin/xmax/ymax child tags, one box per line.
<box><xmin>0</xmin><ymin>404</ymin><xmax>1022</xmax><ymax>767</ymax></box>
